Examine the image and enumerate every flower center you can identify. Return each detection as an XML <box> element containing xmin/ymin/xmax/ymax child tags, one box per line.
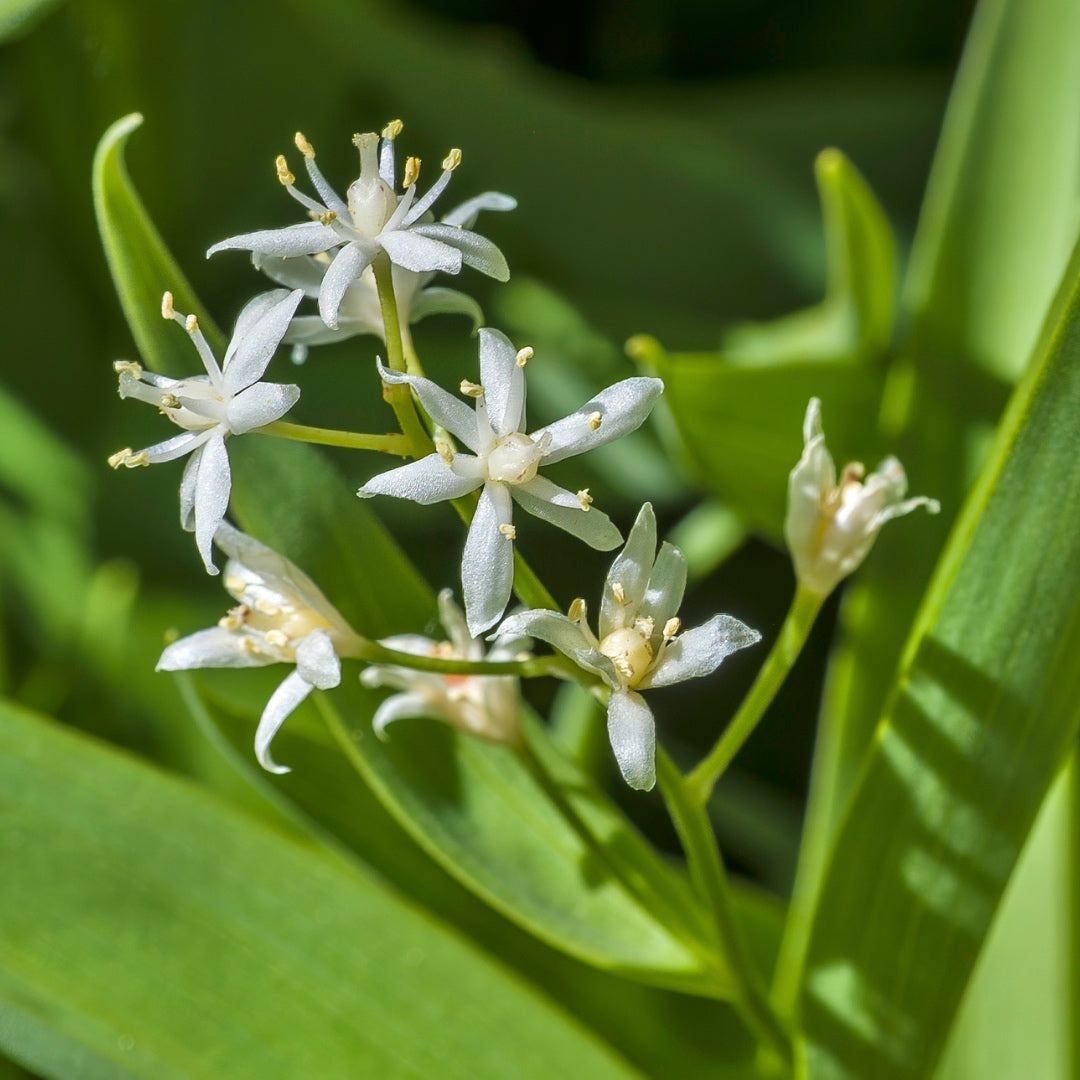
<box><xmin>220</xmin><ymin>573</ymin><xmax>336</xmax><ymax>659</ymax></box>
<box><xmin>486</xmin><ymin>432</ymin><xmax>544</xmax><ymax>485</ymax></box>
<box><xmin>598</xmin><ymin>626</ymin><xmax>654</xmax><ymax>688</ymax></box>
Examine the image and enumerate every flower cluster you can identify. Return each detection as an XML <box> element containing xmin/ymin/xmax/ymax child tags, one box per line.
<box><xmin>109</xmin><ymin>117</ymin><xmax>939</xmax><ymax>792</ymax></box>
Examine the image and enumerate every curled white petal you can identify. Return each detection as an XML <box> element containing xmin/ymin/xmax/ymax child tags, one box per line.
<box><xmin>511</xmin><ymin>476</ymin><xmax>622</xmax><ymax>550</ymax></box>
<box><xmin>599</xmin><ymin>502</ymin><xmax>656</xmax><ymax>637</ymax></box>
<box><xmin>478</xmin><ymin>327</ymin><xmax>525</xmax><ymax>438</ymax></box>
<box><xmin>193</xmin><ymin>433</ymin><xmax>231</xmax><ymax>575</ymax></box>
<box><xmin>255</xmin><ymin>670</ymin><xmax>314</xmax><ymax>775</ymax></box>
<box><xmin>358</xmin><ymin>452</ymin><xmax>484</xmax><ymax>505</ymax></box>
<box><xmin>640</xmin><ymin>614</ymin><xmax>760</xmax><ymax>690</ymax></box>
<box><xmin>462</xmin><ymin>481</ymin><xmax>515</xmax><ymax>637</ymax></box>
<box><xmin>607</xmin><ymin>689</ymin><xmax>656</xmax><ymax>791</ymax></box>
<box><xmin>223</xmin><ymin>289</ymin><xmax>304</xmax><ymax>394</ymax></box>
<box><xmin>208</xmin><ymin>222</ymin><xmax>340</xmax><ymax>259</ymax></box>
<box><xmin>295</xmin><ymin>629</ymin><xmax>341</xmax><ymax>689</ymax></box>
<box><xmin>156</xmin><ymin>627</ymin><xmax>276</xmax><ymax>671</ymax></box>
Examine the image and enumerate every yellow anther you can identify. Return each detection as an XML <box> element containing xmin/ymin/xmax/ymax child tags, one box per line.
<box><xmin>275</xmin><ymin>154</ymin><xmax>295</xmax><ymax>186</ymax></box>
<box><xmin>663</xmin><ymin>617</ymin><xmax>681</xmax><ymax>642</ymax></box>
<box><xmin>382</xmin><ymin>118</ymin><xmax>404</xmax><ymax>140</ymax></box>
<box><xmin>515</xmin><ymin>347</ymin><xmax>534</xmax><ymax>368</ymax></box>
<box><xmin>587</xmin><ymin>411</ymin><xmax>602</xmax><ymax>431</ymax></box>
<box><xmin>224</xmin><ymin>576</ymin><xmax>248</xmax><ymax>597</ymax></box>
<box><xmin>161</xmin><ymin>292</ymin><xmax>175</xmax><ymax>319</ymax></box>
<box><xmin>254</xmin><ymin>599</ymin><xmax>280</xmax><ymax>615</ymax></box>
<box><xmin>185</xmin><ymin>314</ymin><xmax>199</xmax><ymax>334</ymax></box>
<box><xmin>160</xmin><ymin>393</ymin><xmax>182</xmax><ymax>410</ymax></box>
<box><xmin>442</xmin><ymin>148</ymin><xmax>462</xmax><ymax>171</ymax></box>
<box><xmin>611</xmin><ymin>582</ymin><xmax>627</xmax><ymax>604</ymax></box>
<box><xmin>435</xmin><ymin>440</ymin><xmax>455</xmax><ymax>465</ymax></box>
<box><xmin>499</xmin><ymin>523</ymin><xmax>517</xmax><ymax>540</ymax></box>
<box><xmin>459</xmin><ymin>379</ymin><xmax>484</xmax><ymax>398</ymax></box>
<box><xmin>113</xmin><ymin>360</ymin><xmax>142</xmax><ymax>376</ymax></box>
<box><xmin>317</xmin><ymin>210</ymin><xmax>337</xmax><ymax>226</ymax></box>
<box><xmin>218</xmin><ymin>614</ymin><xmax>241</xmax><ymax>631</ymax></box>
<box><xmin>403</xmin><ymin>156</ymin><xmax>421</xmax><ymax>189</ymax></box>
<box><xmin>634</xmin><ymin>616</ymin><xmax>655</xmax><ymax>638</ymax></box>
<box><xmin>568</xmin><ymin>597</ymin><xmax>587</xmax><ymax>623</ymax></box>
<box><xmin>577</xmin><ymin>488</ymin><xmax>593</xmax><ymax>512</ymax></box>
<box><xmin>240</xmin><ymin>637</ymin><xmax>261</xmax><ymax>655</ymax></box>
<box><xmin>107</xmin><ymin>448</ymin><xmax>149</xmax><ymax>469</ymax></box>
<box><xmin>264</xmin><ymin>629</ymin><xmax>289</xmax><ymax>648</ymax></box>
<box><xmin>294</xmin><ymin>131</ymin><xmax>315</xmax><ymax>158</ymax></box>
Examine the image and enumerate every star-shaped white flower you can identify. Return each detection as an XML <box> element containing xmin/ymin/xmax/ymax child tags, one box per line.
<box><xmin>252</xmin><ymin>194</ymin><xmax>511</xmax><ymax>363</ymax></box>
<box><xmin>360</xmin><ymin>589</ymin><xmax>526</xmax><ymax>744</ymax></box>
<box><xmin>358</xmin><ymin>328</ymin><xmax>665</xmax><ymax>636</ymax></box>
<box><xmin>156</xmin><ymin>523</ymin><xmax>365</xmax><ymax>774</ymax></box>
<box><xmin>108</xmin><ymin>289</ymin><xmax>304</xmax><ymax>574</ymax></box>
<box><xmin>208</xmin><ymin>122</ymin><xmax>512</xmax><ymax>331</ymax></box>
<box><xmin>785</xmin><ymin>398</ymin><xmax>940</xmax><ymax>597</ymax></box>
<box><xmin>495</xmin><ymin>504</ymin><xmax>760</xmax><ymax>791</ymax></box>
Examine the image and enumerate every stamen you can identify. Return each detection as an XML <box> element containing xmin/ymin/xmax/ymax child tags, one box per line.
<box><xmin>113</xmin><ymin>360</ymin><xmax>142</xmax><ymax>377</ymax></box>
<box><xmin>442</xmin><ymin>148</ymin><xmax>462</xmax><ymax>171</ymax></box>
<box><xmin>568</xmin><ymin>597</ymin><xmax>587</xmax><ymax>622</ymax></box>
<box><xmin>499</xmin><ymin>523</ymin><xmax>517</xmax><ymax>540</ymax></box>
<box><xmin>240</xmin><ymin>638</ymin><xmax>261</xmax><ymax>655</ymax></box>
<box><xmin>107</xmin><ymin>448</ymin><xmax>149</xmax><ymax>469</ymax></box>
<box><xmin>382</xmin><ymin>118</ymin><xmax>404</xmax><ymax>140</ymax></box>
<box><xmin>403</xmin><ymin>156</ymin><xmax>421</xmax><ymax>189</ymax></box>
<box><xmin>611</xmin><ymin>582</ymin><xmax>627</xmax><ymax>604</ymax></box>
<box><xmin>160</xmin><ymin>393</ymin><xmax>182</xmax><ymax>410</ymax></box>
<box><xmin>515</xmin><ymin>347</ymin><xmax>533</xmax><ymax>368</ymax></box>
<box><xmin>577</xmin><ymin>488</ymin><xmax>593</xmax><ymax>512</ymax></box>
<box><xmin>185</xmin><ymin>314</ymin><xmax>199</xmax><ymax>334</ymax></box>
<box><xmin>663</xmin><ymin>617</ymin><xmax>681</xmax><ymax>642</ymax></box>
<box><xmin>435</xmin><ymin>440</ymin><xmax>455</xmax><ymax>465</ymax></box>
<box><xmin>253</xmin><ymin>599</ymin><xmax>280</xmax><ymax>615</ymax></box>
<box><xmin>224</xmin><ymin>577</ymin><xmax>248</xmax><ymax>596</ymax></box>
<box><xmin>161</xmin><ymin>292</ymin><xmax>175</xmax><ymax>319</ymax></box>
<box><xmin>317</xmin><ymin>210</ymin><xmax>337</xmax><ymax>225</ymax></box>
<box><xmin>264</xmin><ymin>629</ymin><xmax>289</xmax><ymax>648</ymax></box>
<box><xmin>218</xmin><ymin>614</ymin><xmax>241</xmax><ymax>631</ymax></box>
<box><xmin>294</xmin><ymin>132</ymin><xmax>315</xmax><ymax>158</ymax></box>
<box><xmin>275</xmin><ymin>154</ymin><xmax>295</xmax><ymax>186</ymax></box>
<box><xmin>460</xmin><ymin>379</ymin><xmax>484</xmax><ymax>398</ymax></box>
<box><xmin>587</xmin><ymin>410</ymin><xmax>602</xmax><ymax>431</ymax></box>
<box><xmin>634</xmin><ymin>616</ymin><xmax>655</xmax><ymax>638</ymax></box>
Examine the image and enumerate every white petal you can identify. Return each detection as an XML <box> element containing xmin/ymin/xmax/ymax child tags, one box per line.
<box><xmin>442</xmin><ymin>192</ymin><xmax>517</xmax><ymax>228</ymax></box>
<box><xmin>376</xmin><ymin>360</ymin><xmax>480</xmax><ymax>450</ymax></box>
<box><xmin>462</xmin><ymin>482</ymin><xmax>515</xmax><ymax>637</ymax></box>
<box><xmin>358</xmin><ymin>452</ymin><xmax>483</xmax><ymax>505</ymax></box>
<box><xmin>223</xmin><ymin>289</ymin><xmax>304</xmax><ymax>394</ymax></box>
<box><xmin>409</xmin><ymin>287</ymin><xmax>484</xmax><ymax>331</ymax></box>
<box><xmin>478</xmin><ymin>327</ymin><xmax>525</xmax><ymax>438</ymax></box>
<box><xmin>410</xmin><ymin>224</ymin><xmax>510</xmax><ymax>281</ymax></box>
<box><xmin>638</xmin><ymin>542</ymin><xmax>687</xmax><ymax>634</ymax></box>
<box><xmin>156</xmin><ymin>627</ymin><xmax>277</xmax><ymax>671</ymax></box>
<box><xmin>208</xmin><ymin>222</ymin><xmax>340</xmax><ymax>259</ymax></box>
<box><xmin>493</xmin><ymin>609</ymin><xmax>615</xmax><ymax>685</ymax></box>
<box><xmin>294</xmin><ymin>629</ymin><xmax>341</xmax><ymax>690</ymax></box>
<box><xmin>255</xmin><ymin>670</ymin><xmax>313</xmax><ymax>774</ymax></box>
<box><xmin>532</xmin><ymin>377</ymin><xmax>664</xmax><ymax>465</ymax></box>
<box><xmin>284</xmin><ymin>316</ymin><xmax>365</xmax><ymax>348</ymax></box>
<box><xmin>193</xmin><ymin>433</ymin><xmax>231</xmax><ymax>575</ymax></box>
<box><xmin>607</xmin><ymin>690</ymin><xmax>656</xmax><ymax>791</ymax></box>
<box><xmin>379</xmin><ymin>229</ymin><xmax>463</xmax><ymax>274</ymax></box>
<box><xmin>371</xmin><ymin>691</ymin><xmax>447</xmax><ymax>739</ymax></box>
<box><xmin>512</xmin><ymin>476</ymin><xmax>622</xmax><ymax>551</ymax></box>
<box><xmin>252</xmin><ymin>252</ymin><xmax>328</xmax><ymax>296</ymax></box>
<box><xmin>318</xmin><ymin>241</ymin><xmax>376</xmax><ymax>329</ymax></box>
<box><xmin>640</xmin><ymin>614</ymin><xmax>761</xmax><ymax>690</ymax></box>
<box><xmin>226</xmin><ymin>381</ymin><xmax>300</xmax><ymax>434</ymax></box>
<box><xmin>599</xmin><ymin>502</ymin><xmax>656</xmax><ymax>635</ymax></box>
<box><xmin>142</xmin><ymin>428</ymin><xmax>212</xmax><ymax>465</ymax></box>
<box><xmin>179</xmin><ymin>448</ymin><xmax>201</xmax><ymax>531</ymax></box>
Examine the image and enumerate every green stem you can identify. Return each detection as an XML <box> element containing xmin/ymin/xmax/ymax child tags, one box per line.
<box><xmin>372</xmin><ymin>252</ymin><xmax>432</xmax><ymax>456</ymax></box>
<box><xmin>257</xmin><ymin>421</ymin><xmax>410</xmax><ymax>455</ymax></box>
<box><xmin>400</xmin><ymin>322</ymin><xmax>425</xmax><ymax>378</ymax></box>
<box><xmin>687</xmin><ymin>586</ymin><xmax>823</xmax><ymax>805</ymax></box>
<box><xmin>656</xmin><ymin>746</ymin><xmax>792</xmax><ymax>1072</ymax></box>
<box><xmin>352</xmin><ymin>638</ymin><xmax>578</xmax><ymax>682</ymax></box>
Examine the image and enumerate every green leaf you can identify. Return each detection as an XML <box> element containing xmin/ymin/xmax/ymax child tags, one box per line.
<box><xmin>723</xmin><ymin>148</ymin><xmax>895</xmax><ymax>365</ymax></box>
<box><xmin>0</xmin><ymin>698</ymin><xmax>637</xmax><ymax>1079</ymax></box>
<box><xmin>0</xmin><ymin>0</ymin><xmax>62</xmax><ymax>42</ymax></box>
<box><xmin>903</xmin><ymin>0</ymin><xmax>1080</xmax><ymax>384</ymax></box>
<box><xmin>93</xmin><ymin>113</ymin><xmax>226</xmax><ymax>374</ymax></box>
<box><xmin>936</xmin><ymin>752</ymin><xmax>1078</xmax><ymax>1079</ymax></box>
<box><xmin>795</xmin><ymin>238</ymin><xmax>1080</xmax><ymax>1079</ymax></box>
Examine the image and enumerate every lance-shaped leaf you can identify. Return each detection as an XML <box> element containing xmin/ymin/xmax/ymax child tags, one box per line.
<box><xmin>794</xmin><ymin>238</ymin><xmax>1080</xmax><ymax>1079</ymax></box>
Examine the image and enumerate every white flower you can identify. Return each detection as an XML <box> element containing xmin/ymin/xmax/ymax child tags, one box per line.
<box><xmin>495</xmin><ymin>504</ymin><xmax>760</xmax><ymax>791</ymax></box>
<box><xmin>156</xmin><ymin>523</ymin><xmax>364</xmax><ymax>774</ymax></box>
<box><xmin>208</xmin><ymin>122</ymin><xmax>513</xmax><ymax>331</ymax></box>
<box><xmin>360</xmin><ymin>589</ymin><xmax>526</xmax><ymax>743</ymax></box>
<box><xmin>785</xmin><ymin>398</ymin><xmax>940</xmax><ymax>597</ymax></box>
<box><xmin>108</xmin><ymin>289</ymin><xmax>303</xmax><ymax>574</ymax></box>
<box><xmin>358</xmin><ymin>328</ymin><xmax>665</xmax><ymax>637</ymax></box>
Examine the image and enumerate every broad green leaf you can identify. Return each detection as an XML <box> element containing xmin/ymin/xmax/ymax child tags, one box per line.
<box><xmin>185</xmin><ymin>675</ymin><xmax>769</xmax><ymax>1080</ymax></box>
<box><xmin>903</xmin><ymin>0</ymin><xmax>1080</xmax><ymax>384</ymax></box>
<box><xmin>723</xmin><ymin>148</ymin><xmax>895</xmax><ymax>365</ymax></box>
<box><xmin>93</xmin><ymin>113</ymin><xmax>226</xmax><ymax>374</ymax></box>
<box><xmin>0</xmin><ymin>0</ymin><xmax>62</xmax><ymax>41</ymax></box>
<box><xmin>0</xmin><ymin>699</ymin><xmax>637</xmax><ymax>1080</ymax></box>
<box><xmin>796</xmin><ymin>238</ymin><xmax>1080</xmax><ymax>1079</ymax></box>
<box><xmin>936</xmin><ymin>752</ymin><xmax>1078</xmax><ymax>1079</ymax></box>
